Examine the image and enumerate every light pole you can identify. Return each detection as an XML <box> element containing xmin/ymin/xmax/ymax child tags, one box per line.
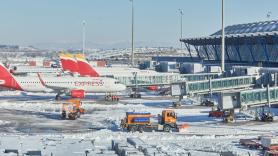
<box><xmin>130</xmin><ymin>0</ymin><xmax>134</xmax><ymax>67</ymax></box>
<box><xmin>178</xmin><ymin>9</ymin><xmax>184</xmax><ymax>50</ymax></box>
<box><xmin>82</xmin><ymin>20</ymin><xmax>86</xmax><ymax>56</ymax></box>
<box><xmin>221</xmin><ymin>0</ymin><xmax>225</xmax><ymax>73</ymax></box>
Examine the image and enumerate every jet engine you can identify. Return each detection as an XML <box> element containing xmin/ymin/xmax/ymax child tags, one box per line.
<box><xmin>70</xmin><ymin>90</ymin><xmax>85</xmax><ymax>98</ymax></box>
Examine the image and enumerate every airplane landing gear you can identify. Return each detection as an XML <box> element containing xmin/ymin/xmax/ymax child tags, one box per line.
<box><xmin>55</xmin><ymin>94</ymin><xmax>62</xmax><ymax>101</ymax></box>
<box><xmin>129</xmin><ymin>93</ymin><xmax>141</xmax><ymax>98</ymax></box>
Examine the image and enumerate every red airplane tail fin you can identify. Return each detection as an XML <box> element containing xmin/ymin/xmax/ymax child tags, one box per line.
<box><xmin>0</xmin><ymin>63</ymin><xmax>12</xmax><ymax>78</ymax></box>
<box><xmin>75</xmin><ymin>54</ymin><xmax>99</xmax><ymax>77</ymax></box>
<box><xmin>0</xmin><ymin>63</ymin><xmax>22</xmax><ymax>90</ymax></box>
<box><xmin>59</xmin><ymin>53</ymin><xmax>79</xmax><ymax>73</ymax></box>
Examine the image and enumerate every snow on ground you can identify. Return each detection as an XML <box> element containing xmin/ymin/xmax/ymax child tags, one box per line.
<box><xmin>0</xmin><ymin>91</ymin><xmax>277</xmax><ymax>155</ymax></box>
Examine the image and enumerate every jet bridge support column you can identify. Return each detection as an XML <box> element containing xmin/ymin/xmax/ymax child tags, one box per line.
<box><xmin>224</xmin><ymin>109</ymin><xmax>235</xmax><ymax>123</ymax></box>
<box><xmin>275</xmin><ymin>73</ymin><xmax>278</xmax><ymax>86</ymax></box>
<box><xmin>267</xmin><ymin>84</ymin><xmax>270</xmax><ymax>108</ymax></box>
<box><xmin>173</xmin><ymin>95</ymin><xmax>183</xmax><ymax>108</ymax></box>
<box><xmin>170</xmin><ymin>82</ymin><xmax>185</xmax><ymax>107</ymax></box>
<box><xmin>266</xmin><ymin>84</ymin><xmax>272</xmax><ymax>116</ymax></box>
<box><xmin>130</xmin><ymin>72</ymin><xmax>141</xmax><ymax>98</ymax></box>
<box><xmin>209</xmin><ymin>77</ymin><xmax>212</xmax><ymax>97</ymax></box>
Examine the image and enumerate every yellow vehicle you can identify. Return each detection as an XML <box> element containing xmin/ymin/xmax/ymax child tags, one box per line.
<box><xmin>61</xmin><ymin>99</ymin><xmax>85</xmax><ymax>120</ymax></box>
<box><xmin>66</xmin><ymin>99</ymin><xmax>85</xmax><ymax>113</ymax></box>
<box><xmin>121</xmin><ymin>110</ymin><xmax>188</xmax><ymax>132</ymax></box>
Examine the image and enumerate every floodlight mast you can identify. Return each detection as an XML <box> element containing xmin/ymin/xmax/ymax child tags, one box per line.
<box><xmin>130</xmin><ymin>0</ymin><xmax>135</xmax><ymax>67</ymax></box>
<box><xmin>178</xmin><ymin>9</ymin><xmax>184</xmax><ymax>50</ymax></box>
<box><xmin>82</xmin><ymin>20</ymin><xmax>86</xmax><ymax>56</ymax></box>
<box><xmin>221</xmin><ymin>0</ymin><xmax>225</xmax><ymax>73</ymax></box>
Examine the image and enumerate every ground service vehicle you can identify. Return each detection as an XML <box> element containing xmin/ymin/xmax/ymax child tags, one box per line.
<box><xmin>239</xmin><ymin>139</ymin><xmax>262</xmax><ymax>149</ymax></box>
<box><xmin>68</xmin><ymin>99</ymin><xmax>85</xmax><ymax>113</ymax></box>
<box><xmin>209</xmin><ymin>110</ymin><xmax>225</xmax><ymax>118</ymax></box>
<box><xmin>261</xmin><ymin>112</ymin><xmax>274</xmax><ymax>122</ymax></box>
<box><xmin>61</xmin><ymin>99</ymin><xmax>85</xmax><ymax>120</ymax></box>
<box><xmin>239</xmin><ymin>136</ymin><xmax>278</xmax><ymax>156</ymax></box>
<box><xmin>209</xmin><ymin>106</ymin><xmax>225</xmax><ymax>118</ymax></box>
<box><xmin>105</xmin><ymin>94</ymin><xmax>120</xmax><ymax>101</ymax></box>
<box><xmin>264</xmin><ymin>150</ymin><xmax>278</xmax><ymax>156</ymax></box>
<box><xmin>201</xmin><ymin>99</ymin><xmax>215</xmax><ymax>107</ymax></box>
<box><xmin>120</xmin><ymin>110</ymin><xmax>188</xmax><ymax>132</ymax></box>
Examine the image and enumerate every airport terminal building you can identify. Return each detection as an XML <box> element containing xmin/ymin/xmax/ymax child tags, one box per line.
<box><xmin>180</xmin><ymin>20</ymin><xmax>278</xmax><ymax>67</ymax></box>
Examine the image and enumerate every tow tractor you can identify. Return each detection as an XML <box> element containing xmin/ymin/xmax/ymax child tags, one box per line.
<box><xmin>61</xmin><ymin>99</ymin><xmax>85</xmax><ymax>120</ymax></box>
<box><xmin>120</xmin><ymin>110</ymin><xmax>188</xmax><ymax>133</ymax></box>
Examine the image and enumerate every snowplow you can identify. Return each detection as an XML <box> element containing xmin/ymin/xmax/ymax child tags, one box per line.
<box><xmin>61</xmin><ymin>99</ymin><xmax>85</xmax><ymax>120</ymax></box>
<box><xmin>120</xmin><ymin>110</ymin><xmax>188</xmax><ymax>133</ymax></box>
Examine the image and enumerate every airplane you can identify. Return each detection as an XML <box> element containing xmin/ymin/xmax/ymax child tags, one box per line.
<box><xmin>59</xmin><ymin>53</ymin><xmax>161</xmax><ymax>77</ymax></box>
<box><xmin>0</xmin><ymin>63</ymin><xmax>126</xmax><ymax>100</ymax></box>
<box><xmin>9</xmin><ymin>66</ymin><xmax>61</xmax><ymax>75</ymax></box>
<box><xmin>59</xmin><ymin>53</ymin><xmax>164</xmax><ymax>91</ymax></box>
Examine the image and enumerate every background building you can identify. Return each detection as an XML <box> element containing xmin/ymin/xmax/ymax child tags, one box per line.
<box><xmin>181</xmin><ymin>20</ymin><xmax>278</xmax><ymax>67</ymax></box>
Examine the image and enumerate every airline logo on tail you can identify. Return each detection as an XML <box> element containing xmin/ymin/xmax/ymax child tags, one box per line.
<box><xmin>75</xmin><ymin>54</ymin><xmax>99</xmax><ymax>77</ymax></box>
<box><xmin>59</xmin><ymin>53</ymin><xmax>79</xmax><ymax>73</ymax></box>
<box><xmin>59</xmin><ymin>53</ymin><xmax>99</xmax><ymax>77</ymax></box>
<box><xmin>0</xmin><ymin>63</ymin><xmax>22</xmax><ymax>90</ymax></box>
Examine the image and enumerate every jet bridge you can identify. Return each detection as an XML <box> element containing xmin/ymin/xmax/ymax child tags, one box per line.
<box><xmin>114</xmin><ymin>74</ymin><xmax>181</xmax><ymax>86</ymax></box>
<box><xmin>171</xmin><ymin>76</ymin><xmax>256</xmax><ymax>96</ymax></box>
<box><xmin>219</xmin><ymin>86</ymin><xmax>277</xmax><ymax>121</ymax></box>
<box><xmin>180</xmin><ymin>73</ymin><xmax>220</xmax><ymax>82</ymax></box>
<box><xmin>219</xmin><ymin>86</ymin><xmax>278</xmax><ymax>109</ymax></box>
<box><xmin>113</xmin><ymin>72</ymin><xmax>220</xmax><ymax>86</ymax></box>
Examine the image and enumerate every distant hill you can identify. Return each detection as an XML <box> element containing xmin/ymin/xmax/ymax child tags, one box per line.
<box><xmin>33</xmin><ymin>41</ymin><xmax>178</xmax><ymax>50</ymax></box>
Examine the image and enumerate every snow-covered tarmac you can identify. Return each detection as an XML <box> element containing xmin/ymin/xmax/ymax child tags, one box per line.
<box><xmin>0</xmin><ymin>91</ymin><xmax>277</xmax><ymax>156</ymax></box>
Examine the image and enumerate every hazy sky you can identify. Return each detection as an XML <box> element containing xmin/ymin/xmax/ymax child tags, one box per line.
<box><xmin>0</xmin><ymin>0</ymin><xmax>277</xmax><ymax>48</ymax></box>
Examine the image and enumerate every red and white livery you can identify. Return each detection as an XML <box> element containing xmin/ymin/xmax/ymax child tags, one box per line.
<box><xmin>0</xmin><ymin>63</ymin><xmax>126</xmax><ymax>99</ymax></box>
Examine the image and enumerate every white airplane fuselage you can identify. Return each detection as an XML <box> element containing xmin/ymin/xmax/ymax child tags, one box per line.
<box><xmin>12</xmin><ymin>75</ymin><xmax>126</xmax><ymax>93</ymax></box>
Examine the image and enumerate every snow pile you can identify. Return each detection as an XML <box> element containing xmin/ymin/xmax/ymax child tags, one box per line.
<box><xmin>0</xmin><ymin>91</ymin><xmax>277</xmax><ymax>155</ymax></box>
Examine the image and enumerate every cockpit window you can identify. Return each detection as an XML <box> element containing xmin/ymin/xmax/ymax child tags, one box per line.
<box><xmin>115</xmin><ymin>81</ymin><xmax>120</xmax><ymax>84</ymax></box>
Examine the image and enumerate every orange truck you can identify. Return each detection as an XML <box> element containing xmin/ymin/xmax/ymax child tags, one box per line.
<box><xmin>66</xmin><ymin>99</ymin><xmax>85</xmax><ymax>114</ymax></box>
<box><xmin>61</xmin><ymin>99</ymin><xmax>85</xmax><ymax>120</ymax></box>
<box><xmin>120</xmin><ymin>110</ymin><xmax>188</xmax><ymax>132</ymax></box>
